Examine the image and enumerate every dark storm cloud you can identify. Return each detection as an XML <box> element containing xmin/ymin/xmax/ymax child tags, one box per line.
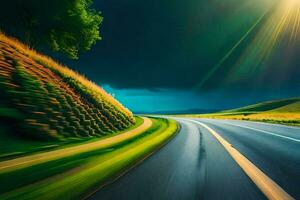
<box><xmin>32</xmin><ymin>0</ymin><xmax>297</xmax><ymax>94</ymax></box>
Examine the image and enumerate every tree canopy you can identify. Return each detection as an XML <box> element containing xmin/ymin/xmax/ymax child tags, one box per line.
<box><xmin>0</xmin><ymin>0</ymin><xmax>102</xmax><ymax>59</ymax></box>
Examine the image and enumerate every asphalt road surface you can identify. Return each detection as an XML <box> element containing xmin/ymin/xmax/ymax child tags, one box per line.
<box><xmin>89</xmin><ymin>118</ymin><xmax>300</xmax><ymax>200</ymax></box>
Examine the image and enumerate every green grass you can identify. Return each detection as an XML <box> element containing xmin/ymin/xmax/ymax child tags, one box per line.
<box><xmin>223</xmin><ymin>97</ymin><xmax>300</xmax><ymax>113</ymax></box>
<box><xmin>0</xmin><ymin>116</ymin><xmax>143</xmax><ymax>161</ymax></box>
<box><xmin>0</xmin><ymin>118</ymin><xmax>178</xmax><ymax>200</ymax></box>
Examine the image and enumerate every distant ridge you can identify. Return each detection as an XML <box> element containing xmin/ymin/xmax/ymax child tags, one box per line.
<box><xmin>223</xmin><ymin>97</ymin><xmax>300</xmax><ymax>113</ymax></box>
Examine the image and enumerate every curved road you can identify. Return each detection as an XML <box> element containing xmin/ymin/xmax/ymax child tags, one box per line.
<box><xmin>89</xmin><ymin>118</ymin><xmax>300</xmax><ymax>200</ymax></box>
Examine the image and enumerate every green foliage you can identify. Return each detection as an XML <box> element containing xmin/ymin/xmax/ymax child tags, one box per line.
<box><xmin>0</xmin><ymin>0</ymin><xmax>102</xmax><ymax>59</ymax></box>
<box><xmin>0</xmin><ymin>108</ymin><xmax>24</xmax><ymax>120</ymax></box>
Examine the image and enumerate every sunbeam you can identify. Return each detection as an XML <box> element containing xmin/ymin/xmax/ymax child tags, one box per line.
<box><xmin>194</xmin><ymin>0</ymin><xmax>300</xmax><ymax>90</ymax></box>
<box><xmin>227</xmin><ymin>0</ymin><xmax>300</xmax><ymax>82</ymax></box>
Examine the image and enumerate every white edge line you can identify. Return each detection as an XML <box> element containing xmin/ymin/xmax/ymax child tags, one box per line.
<box><xmin>184</xmin><ymin>119</ymin><xmax>295</xmax><ymax>200</ymax></box>
<box><xmin>215</xmin><ymin>121</ymin><xmax>300</xmax><ymax>143</ymax></box>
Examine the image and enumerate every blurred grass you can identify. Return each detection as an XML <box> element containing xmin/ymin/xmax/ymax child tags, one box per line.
<box><xmin>0</xmin><ymin>118</ymin><xmax>178</xmax><ymax>200</ymax></box>
<box><xmin>0</xmin><ymin>116</ymin><xmax>143</xmax><ymax>161</ymax></box>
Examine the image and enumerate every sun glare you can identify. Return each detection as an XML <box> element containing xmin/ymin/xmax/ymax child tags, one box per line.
<box><xmin>194</xmin><ymin>0</ymin><xmax>300</xmax><ymax>90</ymax></box>
<box><xmin>286</xmin><ymin>0</ymin><xmax>300</xmax><ymax>5</ymax></box>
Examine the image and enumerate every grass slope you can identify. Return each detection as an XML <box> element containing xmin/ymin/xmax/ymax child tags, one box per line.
<box><xmin>224</xmin><ymin>98</ymin><xmax>300</xmax><ymax>113</ymax></box>
<box><xmin>0</xmin><ymin>33</ymin><xmax>135</xmax><ymax>142</ymax></box>
<box><xmin>192</xmin><ymin>97</ymin><xmax>300</xmax><ymax>126</ymax></box>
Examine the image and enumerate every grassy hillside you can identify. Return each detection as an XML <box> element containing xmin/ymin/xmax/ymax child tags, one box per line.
<box><xmin>0</xmin><ymin>34</ymin><xmax>180</xmax><ymax>199</ymax></box>
<box><xmin>189</xmin><ymin>98</ymin><xmax>300</xmax><ymax>126</ymax></box>
<box><xmin>0</xmin><ymin>33</ymin><xmax>135</xmax><ymax>141</ymax></box>
<box><xmin>224</xmin><ymin>98</ymin><xmax>300</xmax><ymax>113</ymax></box>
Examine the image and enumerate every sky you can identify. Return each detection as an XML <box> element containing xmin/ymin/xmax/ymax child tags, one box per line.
<box><xmin>55</xmin><ymin>0</ymin><xmax>299</xmax><ymax>112</ymax></box>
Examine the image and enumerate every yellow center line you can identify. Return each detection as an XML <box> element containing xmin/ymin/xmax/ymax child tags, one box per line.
<box><xmin>189</xmin><ymin>120</ymin><xmax>295</xmax><ymax>200</ymax></box>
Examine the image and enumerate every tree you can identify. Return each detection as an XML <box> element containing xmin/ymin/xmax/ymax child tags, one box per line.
<box><xmin>0</xmin><ymin>0</ymin><xmax>102</xmax><ymax>59</ymax></box>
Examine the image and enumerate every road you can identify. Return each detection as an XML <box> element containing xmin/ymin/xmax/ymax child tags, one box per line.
<box><xmin>88</xmin><ymin>118</ymin><xmax>300</xmax><ymax>200</ymax></box>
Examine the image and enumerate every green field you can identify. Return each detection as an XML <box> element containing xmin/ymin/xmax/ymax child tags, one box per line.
<box><xmin>186</xmin><ymin>98</ymin><xmax>300</xmax><ymax>126</ymax></box>
<box><xmin>224</xmin><ymin>98</ymin><xmax>300</xmax><ymax>113</ymax></box>
<box><xmin>0</xmin><ymin>117</ymin><xmax>178</xmax><ymax>200</ymax></box>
